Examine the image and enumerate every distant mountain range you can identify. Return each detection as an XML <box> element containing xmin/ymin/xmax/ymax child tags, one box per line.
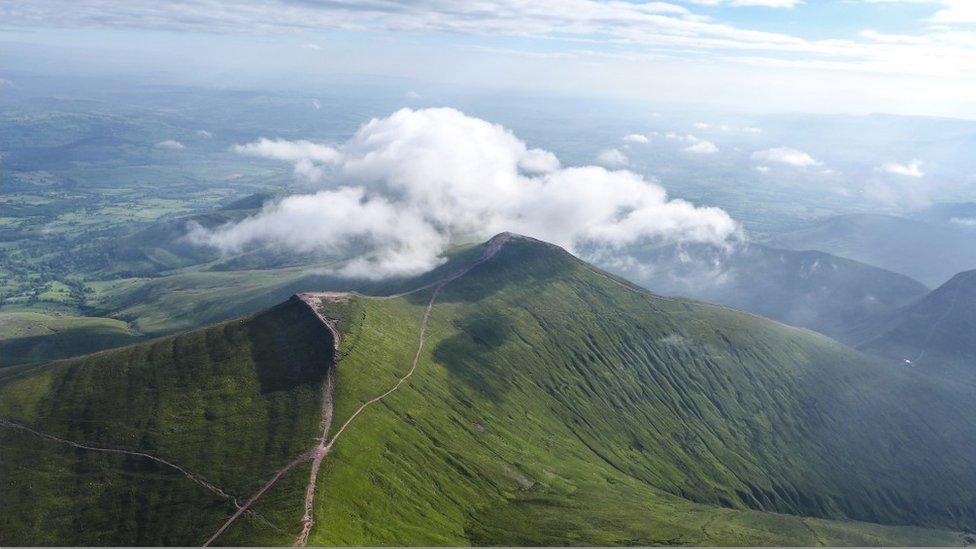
<box><xmin>860</xmin><ymin>269</ymin><xmax>976</xmax><ymax>383</ymax></box>
<box><xmin>770</xmin><ymin>213</ymin><xmax>976</xmax><ymax>287</ymax></box>
<box><xmin>603</xmin><ymin>241</ymin><xmax>929</xmax><ymax>344</ymax></box>
<box><xmin>3</xmin><ymin>234</ymin><xmax>975</xmax><ymax>546</ymax></box>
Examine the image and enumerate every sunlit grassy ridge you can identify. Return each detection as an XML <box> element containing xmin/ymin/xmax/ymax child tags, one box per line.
<box><xmin>1</xmin><ymin>235</ymin><xmax>975</xmax><ymax>546</ymax></box>
<box><xmin>306</xmin><ymin>236</ymin><xmax>976</xmax><ymax>545</ymax></box>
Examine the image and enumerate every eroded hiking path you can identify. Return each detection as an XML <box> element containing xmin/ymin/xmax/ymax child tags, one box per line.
<box><xmin>203</xmin><ymin>233</ymin><xmax>511</xmax><ymax>547</ymax></box>
<box><xmin>0</xmin><ymin>418</ymin><xmax>235</xmax><ymax>502</ymax></box>
<box><xmin>293</xmin><ymin>293</ymin><xmax>342</xmax><ymax>547</ymax></box>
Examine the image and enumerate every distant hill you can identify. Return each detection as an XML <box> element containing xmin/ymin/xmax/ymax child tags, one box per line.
<box><xmin>0</xmin><ymin>312</ymin><xmax>142</xmax><ymax>367</ymax></box>
<box><xmin>911</xmin><ymin>202</ymin><xmax>976</xmax><ymax>227</ymax></box>
<box><xmin>2</xmin><ymin>234</ymin><xmax>976</xmax><ymax>545</ymax></box>
<box><xmin>76</xmin><ymin>195</ymin><xmax>269</xmax><ymax>278</ymax></box>
<box><xmin>770</xmin><ymin>213</ymin><xmax>976</xmax><ymax>287</ymax></box>
<box><xmin>604</xmin><ymin>241</ymin><xmax>928</xmax><ymax>344</ymax></box>
<box><xmin>861</xmin><ymin>269</ymin><xmax>976</xmax><ymax>382</ymax></box>
<box><xmin>76</xmin><ymin>192</ymin><xmax>347</xmax><ymax>278</ymax></box>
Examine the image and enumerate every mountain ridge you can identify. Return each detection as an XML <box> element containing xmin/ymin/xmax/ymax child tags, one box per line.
<box><xmin>2</xmin><ymin>233</ymin><xmax>976</xmax><ymax>546</ymax></box>
<box><xmin>605</xmin><ymin>240</ymin><xmax>929</xmax><ymax>343</ymax></box>
<box><xmin>860</xmin><ymin>268</ymin><xmax>976</xmax><ymax>381</ymax></box>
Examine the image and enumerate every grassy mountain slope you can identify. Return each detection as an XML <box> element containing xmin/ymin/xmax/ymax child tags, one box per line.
<box><xmin>0</xmin><ymin>312</ymin><xmax>142</xmax><ymax>367</ymax></box>
<box><xmin>861</xmin><ymin>269</ymin><xmax>976</xmax><ymax>382</ymax></box>
<box><xmin>605</xmin><ymin>242</ymin><xmax>928</xmax><ymax>343</ymax></box>
<box><xmin>770</xmin><ymin>213</ymin><xmax>976</xmax><ymax>287</ymax></box>
<box><xmin>0</xmin><ymin>299</ymin><xmax>334</xmax><ymax>545</ymax></box>
<box><xmin>2</xmin><ymin>235</ymin><xmax>975</xmax><ymax>546</ymax></box>
<box><xmin>303</xmin><ymin>235</ymin><xmax>976</xmax><ymax>545</ymax></box>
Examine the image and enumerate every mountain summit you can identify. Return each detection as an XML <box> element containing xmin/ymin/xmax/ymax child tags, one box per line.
<box><xmin>2</xmin><ymin>234</ymin><xmax>976</xmax><ymax>546</ymax></box>
<box><xmin>862</xmin><ymin>269</ymin><xmax>976</xmax><ymax>382</ymax></box>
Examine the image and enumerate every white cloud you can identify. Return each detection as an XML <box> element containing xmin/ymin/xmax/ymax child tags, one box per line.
<box><xmin>597</xmin><ymin>148</ymin><xmax>629</xmax><ymax>167</ymax></box>
<box><xmin>930</xmin><ymin>0</ymin><xmax>976</xmax><ymax>24</ymax></box>
<box><xmin>880</xmin><ymin>159</ymin><xmax>925</xmax><ymax>177</ymax></box>
<box><xmin>311</xmin><ymin>99</ymin><xmax>321</xmax><ymax>110</ymax></box>
<box><xmin>950</xmin><ymin>217</ymin><xmax>976</xmax><ymax>227</ymax></box>
<box><xmin>192</xmin><ymin>108</ymin><xmax>737</xmax><ymax>278</ymax></box>
<box><xmin>155</xmin><ymin>139</ymin><xmax>185</xmax><ymax>150</ymax></box>
<box><xmin>666</xmin><ymin>132</ymin><xmax>718</xmax><ymax>153</ymax></box>
<box><xmin>694</xmin><ymin>122</ymin><xmax>761</xmax><ymax>133</ymax></box>
<box><xmin>754</xmin><ymin>165</ymin><xmax>770</xmax><ymax>173</ymax></box>
<box><xmin>12</xmin><ymin>0</ymin><xmax>976</xmax><ymax>87</ymax></box>
<box><xmin>233</xmin><ymin>137</ymin><xmax>341</xmax><ymax>182</ymax></box>
<box><xmin>623</xmin><ymin>133</ymin><xmax>650</xmax><ymax>144</ymax></box>
<box><xmin>302</xmin><ymin>43</ymin><xmax>322</xmax><ymax>50</ymax></box>
<box><xmin>196</xmin><ymin>129</ymin><xmax>213</xmax><ymax>138</ymax></box>
<box><xmin>751</xmin><ymin>147</ymin><xmax>821</xmax><ymax>167</ymax></box>
<box><xmin>685</xmin><ymin>0</ymin><xmax>801</xmax><ymax>6</ymax></box>
<box><xmin>684</xmin><ymin>140</ymin><xmax>719</xmax><ymax>154</ymax></box>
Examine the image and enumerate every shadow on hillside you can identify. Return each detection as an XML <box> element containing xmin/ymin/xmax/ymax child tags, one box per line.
<box><xmin>0</xmin><ymin>330</ymin><xmax>144</xmax><ymax>368</ymax></box>
<box><xmin>247</xmin><ymin>300</ymin><xmax>334</xmax><ymax>394</ymax></box>
<box><xmin>432</xmin><ymin>307</ymin><xmax>517</xmax><ymax>401</ymax></box>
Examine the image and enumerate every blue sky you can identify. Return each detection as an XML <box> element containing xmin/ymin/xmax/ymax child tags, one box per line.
<box><xmin>2</xmin><ymin>0</ymin><xmax>975</xmax><ymax>117</ymax></box>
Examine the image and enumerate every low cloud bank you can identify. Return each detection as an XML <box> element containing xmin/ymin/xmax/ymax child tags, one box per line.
<box><xmin>190</xmin><ymin>108</ymin><xmax>738</xmax><ymax>278</ymax></box>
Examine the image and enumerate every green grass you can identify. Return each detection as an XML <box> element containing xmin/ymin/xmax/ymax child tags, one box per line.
<box><xmin>2</xmin><ymin>236</ymin><xmax>975</xmax><ymax>545</ymax></box>
<box><xmin>0</xmin><ymin>312</ymin><xmax>143</xmax><ymax>367</ymax></box>
<box><xmin>0</xmin><ymin>299</ymin><xmax>334</xmax><ymax>545</ymax></box>
<box><xmin>304</xmin><ymin>236</ymin><xmax>976</xmax><ymax>545</ymax></box>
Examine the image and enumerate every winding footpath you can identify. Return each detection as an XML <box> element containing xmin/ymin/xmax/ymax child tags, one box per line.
<box><xmin>203</xmin><ymin>232</ymin><xmax>511</xmax><ymax>547</ymax></box>
<box><xmin>0</xmin><ymin>417</ymin><xmax>234</xmax><ymax>501</ymax></box>
<box><xmin>293</xmin><ymin>294</ymin><xmax>342</xmax><ymax>547</ymax></box>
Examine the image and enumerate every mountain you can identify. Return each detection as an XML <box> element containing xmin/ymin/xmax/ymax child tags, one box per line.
<box><xmin>770</xmin><ymin>213</ymin><xmax>976</xmax><ymax>287</ymax></box>
<box><xmin>860</xmin><ymin>269</ymin><xmax>976</xmax><ymax>382</ymax></box>
<box><xmin>2</xmin><ymin>234</ymin><xmax>976</xmax><ymax>546</ymax></box>
<box><xmin>602</xmin><ymin>241</ymin><xmax>928</xmax><ymax>344</ymax></box>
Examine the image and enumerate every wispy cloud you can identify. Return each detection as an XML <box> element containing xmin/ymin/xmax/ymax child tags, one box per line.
<box><xmin>751</xmin><ymin>147</ymin><xmax>820</xmax><ymax>167</ymax></box>
<box><xmin>7</xmin><ymin>0</ymin><xmax>976</xmax><ymax>82</ymax></box>
<box><xmin>155</xmin><ymin>139</ymin><xmax>185</xmax><ymax>150</ymax></box>
<box><xmin>685</xmin><ymin>0</ymin><xmax>801</xmax><ymax>6</ymax></box>
<box><xmin>685</xmin><ymin>140</ymin><xmax>719</xmax><ymax>154</ymax></box>
<box><xmin>623</xmin><ymin>133</ymin><xmax>651</xmax><ymax>144</ymax></box>
<box><xmin>597</xmin><ymin>148</ymin><xmax>629</xmax><ymax>167</ymax></box>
